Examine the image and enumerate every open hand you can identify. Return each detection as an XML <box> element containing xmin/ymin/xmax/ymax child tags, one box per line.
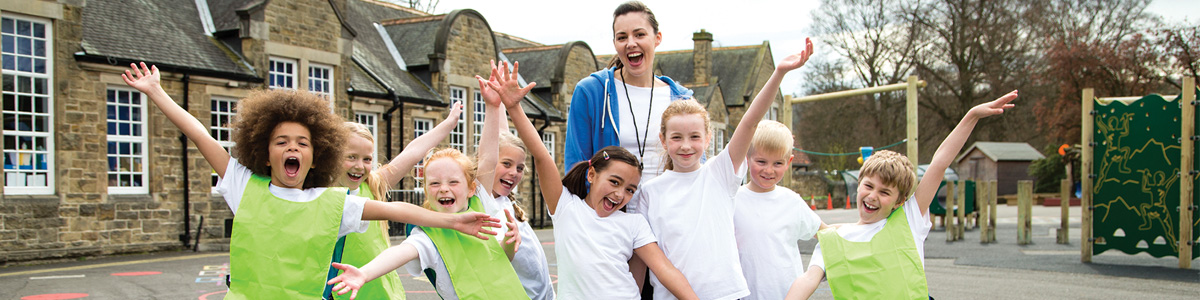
<box><xmin>121</xmin><ymin>62</ymin><xmax>161</xmax><ymax>94</ymax></box>
<box><xmin>777</xmin><ymin>37</ymin><xmax>815</xmax><ymax>72</ymax></box>
<box><xmin>968</xmin><ymin>90</ymin><xmax>1018</xmax><ymax>119</ymax></box>
<box><xmin>502</xmin><ymin>209</ymin><xmax>521</xmax><ymax>254</ymax></box>
<box><xmin>445</xmin><ymin>100</ymin><xmax>464</xmax><ymax>123</ymax></box>
<box><xmin>453</xmin><ymin>212</ymin><xmax>502</xmax><ymax>240</ymax></box>
<box><xmin>486</xmin><ymin>61</ymin><xmax>536</xmax><ymax>109</ymax></box>
<box><xmin>327</xmin><ymin>262</ymin><xmax>366</xmax><ymax>300</ymax></box>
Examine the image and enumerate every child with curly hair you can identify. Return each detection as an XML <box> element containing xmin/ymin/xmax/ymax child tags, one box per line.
<box><xmin>121</xmin><ymin>62</ymin><xmax>500</xmax><ymax>299</ymax></box>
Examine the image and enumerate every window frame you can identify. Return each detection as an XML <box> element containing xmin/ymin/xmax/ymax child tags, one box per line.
<box><xmin>268</xmin><ymin>57</ymin><xmax>297</xmax><ymax>90</ymax></box>
<box><xmin>210</xmin><ymin>96</ymin><xmax>237</xmax><ymax>189</ymax></box>
<box><xmin>308</xmin><ymin>62</ymin><xmax>333</xmax><ymax>110</ymax></box>
<box><xmin>105</xmin><ymin>87</ymin><xmax>148</xmax><ymax>194</ymax></box>
<box><xmin>412</xmin><ymin>118</ymin><xmax>433</xmax><ymax>189</ymax></box>
<box><xmin>355</xmin><ymin>112</ymin><xmax>380</xmax><ymax>162</ymax></box>
<box><xmin>2</xmin><ymin>14</ymin><xmax>54</xmax><ymax>195</ymax></box>
<box><xmin>448</xmin><ymin>86</ymin><xmax>466</xmax><ymax>152</ymax></box>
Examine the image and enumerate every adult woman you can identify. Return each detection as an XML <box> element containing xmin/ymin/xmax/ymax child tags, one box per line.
<box><xmin>564</xmin><ymin>1</ymin><xmax>693</xmax><ymax>184</ymax></box>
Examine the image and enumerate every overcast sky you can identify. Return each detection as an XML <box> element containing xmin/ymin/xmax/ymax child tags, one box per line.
<box><xmin>415</xmin><ymin>0</ymin><xmax>1199</xmax><ymax>95</ymax></box>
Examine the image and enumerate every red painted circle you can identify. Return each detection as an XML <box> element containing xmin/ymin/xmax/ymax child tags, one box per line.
<box><xmin>111</xmin><ymin>271</ymin><xmax>162</xmax><ymax>276</ymax></box>
<box><xmin>21</xmin><ymin>294</ymin><xmax>89</xmax><ymax>300</ymax></box>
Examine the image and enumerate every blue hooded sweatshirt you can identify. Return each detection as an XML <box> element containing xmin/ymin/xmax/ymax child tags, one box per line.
<box><xmin>564</xmin><ymin>67</ymin><xmax>693</xmax><ymax>170</ymax></box>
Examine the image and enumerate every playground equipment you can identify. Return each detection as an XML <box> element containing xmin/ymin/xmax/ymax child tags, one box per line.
<box><xmin>791</xmin><ymin>76</ymin><xmax>925</xmax><ymax>168</ymax></box>
<box><xmin>1080</xmin><ymin>76</ymin><xmax>1198</xmax><ymax>269</ymax></box>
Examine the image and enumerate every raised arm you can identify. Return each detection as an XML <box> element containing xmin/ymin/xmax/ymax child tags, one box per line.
<box><xmin>487</xmin><ymin>62</ymin><xmax>563</xmax><ymax>215</ymax></box>
<box><xmin>122</xmin><ymin>62</ymin><xmax>231</xmax><ymax>177</ymax></box>
<box><xmin>329</xmin><ymin>243</ymin><xmax>421</xmax><ymax>300</ymax></box>
<box><xmin>725</xmin><ymin>38</ymin><xmax>813</xmax><ymax>170</ymax></box>
<box><xmin>375</xmin><ymin>101</ymin><xmax>463</xmax><ymax>187</ymax></box>
<box><xmin>915</xmin><ymin>90</ymin><xmax>1018</xmax><ymax>214</ymax></box>
<box><xmin>475</xmin><ymin>60</ymin><xmax>513</xmax><ymax>193</ymax></box>
<box><xmin>361</xmin><ymin>201</ymin><xmax>500</xmax><ymax>240</ymax></box>
<box><xmin>635</xmin><ymin>243</ymin><xmax>698</xmax><ymax>300</ymax></box>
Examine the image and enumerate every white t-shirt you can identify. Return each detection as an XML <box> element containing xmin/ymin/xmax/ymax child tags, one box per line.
<box><xmin>550</xmin><ymin>185</ymin><xmax>657</xmax><ymax>299</ymax></box>
<box><xmin>733</xmin><ymin>185</ymin><xmax>822</xmax><ymax>300</ymax></box>
<box><xmin>495</xmin><ymin>195</ymin><xmax>555</xmax><ymax>300</ymax></box>
<box><xmin>809</xmin><ymin>195</ymin><xmax>933</xmax><ymax>272</ymax></box>
<box><xmin>214</xmin><ymin>158</ymin><xmax>368</xmax><ymax>237</ymax></box>
<box><xmin>399</xmin><ymin>186</ymin><xmax>500</xmax><ymax>300</ymax></box>
<box><xmin>400</xmin><ymin>228</ymin><xmax>458</xmax><ymax>299</ymax></box>
<box><xmin>629</xmin><ymin>149</ymin><xmax>749</xmax><ymax>300</ymax></box>
<box><xmin>615</xmin><ymin>78</ymin><xmax>672</xmax><ymax>183</ymax></box>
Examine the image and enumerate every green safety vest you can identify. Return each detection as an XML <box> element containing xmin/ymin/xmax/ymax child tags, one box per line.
<box><xmin>334</xmin><ymin>183</ymin><xmax>406</xmax><ymax>300</ymax></box>
<box><xmin>818</xmin><ymin>207</ymin><xmax>928</xmax><ymax>300</ymax></box>
<box><xmin>420</xmin><ymin>195</ymin><xmax>529</xmax><ymax>300</ymax></box>
<box><xmin>227</xmin><ymin>175</ymin><xmax>345</xmax><ymax>299</ymax></box>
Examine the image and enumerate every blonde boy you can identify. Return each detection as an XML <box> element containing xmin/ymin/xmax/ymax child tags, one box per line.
<box><xmin>786</xmin><ymin>90</ymin><xmax>1018</xmax><ymax>300</ymax></box>
<box><xmin>733</xmin><ymin>120</ymin><xmax>824</xmax><ymax>300</ymax></box>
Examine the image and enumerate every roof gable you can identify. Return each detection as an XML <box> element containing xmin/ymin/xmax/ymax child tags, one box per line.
<box><xmin>654</xmin><ymin>44</ymin><xmax>767</xmax><ymax>106</ymax></box>
<box><xmin>344</xmin><ymin>0</ymin><xmax>439</xmax><ymax>103</ymax></box>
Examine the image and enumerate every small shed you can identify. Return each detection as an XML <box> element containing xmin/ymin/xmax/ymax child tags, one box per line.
<box><xmin>954</xmin><ymin>142</ymin><xmax>1045</xmax><ymax>196</ymax></box>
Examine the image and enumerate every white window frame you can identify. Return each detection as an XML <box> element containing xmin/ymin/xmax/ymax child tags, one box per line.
<box><xmin>308</xmin><ymin>63</ymin><xmax>333</xmax><ymax>110</ymax></box>
<box><xmin>412</xmin><ymin>118</ymin><xmax>433</xmax><ymax>189</ymax></box>
<box><xmin>448</xmin><ymin>86</ymin><xmax>466</xmax><ymax>152</ymax></box>
<box><xmin>106</xmin><ymin>87</ymin><xmax>148</xmax><ymax>194</ymax></box>
<box><xmin>710</xmin><ymin>127</ymin><xmax>726</xmax><ymax>157</ymax></box>
<box><xmin>211</xmin><ymin>96</ymin><xmax>237</xmax><ymax>188</ymax></box>
<box><xmin>2</xmin><ymin>14</ymin><xmax>54</xmax><ymax>195</ymax></box>
<box><xmin>542</xmin><ymin>131</ymin><xmax>556</xmax><ymax>160</ymax></box>
<box><xmin>355</xmin><ymin>112</ymin><xmax>379</xmax><ymax>161</ymax></box>
<box><xmin>472</xmin><ymin>90</ymin><xmax>485</xmax><ymax>152</ymax></box>
<box><xmin>268</xmin><ymin>57</ymin><xmax>296</xmax><ymax>90</ymax></box>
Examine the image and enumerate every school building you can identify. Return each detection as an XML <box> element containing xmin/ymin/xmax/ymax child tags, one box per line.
<box><xmin>0</xmin><ymin>0</ymin><xmax>791</xmax><ymax>263</ymax></box>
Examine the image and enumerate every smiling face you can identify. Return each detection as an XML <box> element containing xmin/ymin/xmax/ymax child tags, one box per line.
<box><xmin>492</xmin><ymin>146</ymin><xmax>527</xmax><ymax>198</ymax></box>
<box><xmin>585</xmin><ymin>162</ymin><xmax>641</xmax><ymax>218</ymax></box>
<box><xmin>338</xmin><ymin>135</ymin><xmax>374</xmax><ymax>190</ymax></box>
<box><xmin>661</xmin><ymin>113</ymin><xmax>710</xmax><ymax>172</ymax></box>
<box><xmin>266</xmin><ymin>121</ymin><xmax>313</xmax><ymax>189</ymax></box>
<box><xmin>747</xmin><ymin>149</ymin><xmax>792</xmax><ymax>193</ymax></box>
<box><xmin>856</xmin><ymin>174</ymin><xmax>903</xmax><ymax>224</ymax></box>
<box><xmin>424</xmin><ymin>157</ymin><xmax>476</xmax><ymax>213</ymax></box>
<box><xmin>613</xmin><ymin>11</ymin><xmax>661</xmax><ymax>81</ymax></box>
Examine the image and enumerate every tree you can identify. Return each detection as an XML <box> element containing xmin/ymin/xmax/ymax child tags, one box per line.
<box><xmin>381</xmin><ymin>0</ymin><xmax>438</xmax><ymax>12</ymax></box>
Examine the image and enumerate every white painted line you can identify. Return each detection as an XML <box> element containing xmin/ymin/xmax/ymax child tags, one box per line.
<box><xmin>30</xmin><ymin>274</ymin><xmax>86</xmax><ymax>280</ymax></box>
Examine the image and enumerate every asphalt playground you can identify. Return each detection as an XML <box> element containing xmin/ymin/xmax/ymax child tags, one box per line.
<box><xmin>2</xmin><ymin>204</ymin><xmax>1196</xmax><ymax>299</ymax></box>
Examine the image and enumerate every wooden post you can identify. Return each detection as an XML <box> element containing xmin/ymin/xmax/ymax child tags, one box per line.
<box><xmin>1081</xmin><ymin>88</ymin><xmax>1094</xmax><ymax>263</ymax></box>
<box><xmin>989</xmin><ymin>180</ymin><xmax>998</xmax><ymax>242</ymax></box>
<box><xmin>980</xmin><ymin>181</ymin><xmax>989</xmax><ymax>243</ymax></box>
<box><xmin>1058</xmin><ymin>179</ymin><xmax>1071</xmax><ymax>244</ymax></box>
<box><xmin>907</xmin><ymin>75</ymin><xmax>920</xmax><ymax>171</ymax></box>
<box><xmin>946</xmin><ymin>181</ymin><xmax>956</xmax><ymax>242</ymax></box>
<box><xmin>1180</xmin><ymin>76</ymin><xmax>1195</xmax><ymax>269</ymax></box>
<box><xmin>957</xmin><ymin>180</ymin><xmax>967</xmax><ymax>240</ymax></box>
<box><xmin>1018</xmin><ymin>180</ymin><xmax>1033</xmax><ymax>245</ymax></box>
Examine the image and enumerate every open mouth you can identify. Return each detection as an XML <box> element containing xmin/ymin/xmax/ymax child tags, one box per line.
<box><xmin>346</xmin><ymin>172</ymin><xmax>363</xmax><ymax>182</ymax></box>
<box><xmin>499</xmin><ymin>178</ymin><xmax>515</xmax><ymax>190</ymax></box>
<box><xmin>601</xmin><ymin>196</ymin><xmax>619</xmax><ymax>212</ymax></box>
<box><xmin>627</xmin><ymin>52</ymin><xmax>643</xmax><ymax>66</ymax></box>
<box><xmin>438</xmin><ymin>197</ymin><xmax>456</xmax><ymax>207</ymax></box>
<box><xmin>862</xmin><ymin>201</ymin><xmax>880</xmax><ymax>213</ymax></box>
<box><xmin>284</xmin><ymin>157</ymin><xmax>300</xmax><ymax>177</ymax></box>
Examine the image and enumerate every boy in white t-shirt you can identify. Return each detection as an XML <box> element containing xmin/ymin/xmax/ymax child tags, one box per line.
<box><xmin>786</xmin><ymin>90</ymin><xmax>1019</xmax><ymax>300</ymax></box>
<box><xmin>733</xmin><ymin>120</ymin><xmax>826</xmax><ymax>300</ymax></box>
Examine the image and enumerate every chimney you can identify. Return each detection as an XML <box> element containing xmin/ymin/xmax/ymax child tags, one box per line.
<box><xmin>693</xmin><ymin>29</ymin><xmax>713</xmax><ymax>84</ymax></box>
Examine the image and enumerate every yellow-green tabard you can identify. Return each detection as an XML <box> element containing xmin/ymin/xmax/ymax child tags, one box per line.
<box><xmin>227</xmin><ymin>175</ymin><xmax>345</xmax><ymax>299</ymax></box>
<box><xmin>818</xmin><ymin>208</ymin><xmax>928</xmax><ymax>300</ymax></box>
<box><xmin>420</xmin><ymin>194</ymin><xmax>528</xmax><ymax>299</ymax></box>
<box><xmin>334</xmin><ymin>182</ymin><xmax>406</xmax><ymax>299</ymax></box>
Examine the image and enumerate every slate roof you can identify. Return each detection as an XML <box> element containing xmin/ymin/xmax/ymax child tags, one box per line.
<box><xmin>655</xmin><ymin>45</ymin><xmax>766</xmax><ymax>106</ymax></box>
<box><xmin>955</xmin><ymin>142</ymin><xmax>1046</xmax><ymax>164</ymax></box>
<box><xmin>344</xmin><ymin>0</ymin><xmax>439</xmax><ymax>103</ymax></box>
<box><xmin>502</xmin><ymin>45</ymin><xmax>559</xmax><ymax>89</ymax></box>
<box><xmin>495</xmin><ymin>32</ymin><xmax>542</xmax><ymax>49</ymax></box>
<box><xmin>381</xmin><ymin>15</ymin><xmax>444</xmax><ymax>67</ymax></box>
<box><xmin>206</xmin><ymin>0</ymin><xmax>261</xmax><ymax>33</ymax></box>
<box><xmin>79</xmin><ymin>0</ymin><xmax>255</xmax><ymax>80</ymax></box>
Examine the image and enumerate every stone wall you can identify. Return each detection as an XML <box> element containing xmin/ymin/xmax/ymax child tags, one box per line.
<box><xmin>265</xmin><ymin>0</ymin><xmax>340</xmax><ymax>54</ymax></box>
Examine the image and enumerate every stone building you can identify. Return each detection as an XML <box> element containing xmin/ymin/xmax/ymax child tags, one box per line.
<box><xmin>0</xmin><ymin>0</ymin><xmax>591</xmax><ymax>262</ymax></box>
